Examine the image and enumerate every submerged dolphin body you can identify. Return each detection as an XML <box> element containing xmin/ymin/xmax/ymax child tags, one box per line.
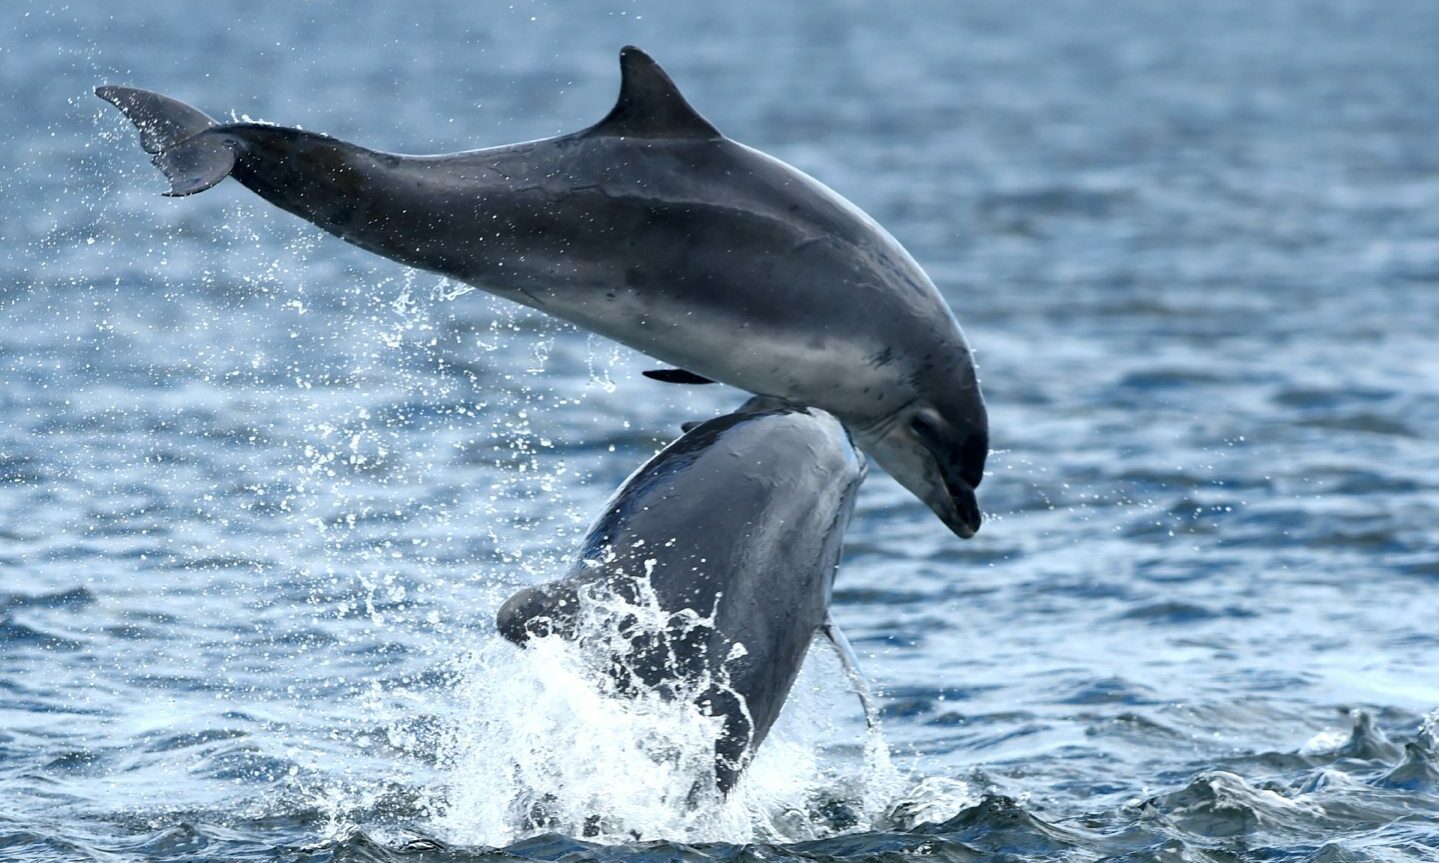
<box><xmin>96</xmin><ymin>47</ymin><xmax>990</xmax><ymax>537</ymax></box>
<box><xmin>496</xmin><ymin>397</ymin><xmax>872</xmax><ymax>794</ymax></box>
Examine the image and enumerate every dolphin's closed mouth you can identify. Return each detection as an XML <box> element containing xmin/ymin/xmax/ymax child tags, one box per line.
<box><xmin>908</xmin><ymin>415</ymin><xmax>986</xmax><ymax>539</ymax></box>
<box><xmin>946</xmin><ymin>480</ymin><xmax>982</xmax><ymax>539</ymax></box>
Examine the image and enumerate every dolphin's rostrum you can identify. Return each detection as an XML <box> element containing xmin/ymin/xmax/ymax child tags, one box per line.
<box><xmin>97</xmin><ymin>47</ymin><xmax>990</xmax><ymax>538</ymax></box>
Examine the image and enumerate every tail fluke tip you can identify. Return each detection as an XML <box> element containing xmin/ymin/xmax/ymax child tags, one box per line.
<box><xmin>95</xmin><ymin>85</ymin><xmax>234</xmax><ymax>196</ymax></box>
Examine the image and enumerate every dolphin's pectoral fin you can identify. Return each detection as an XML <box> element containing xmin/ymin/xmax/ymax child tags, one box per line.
<box><xmin>822</xmin><ymin>617</ymin><xmax>878</xmax><ymax>729</ymax></box>
<box><xmin>643</xmin><ymin>368</ymin><xmax>717</xmax><ymax>385</ymax></box>
<box><xmin>584</xmin><ymin>47</ymin><xmax>723</xmax><ymax>141</ymax></box>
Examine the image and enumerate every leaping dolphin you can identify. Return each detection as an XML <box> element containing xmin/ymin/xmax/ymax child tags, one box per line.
<box><xmin>496</xmin><ymin>397</ymin><xmax>874</xmax><ymax>795</ymax></box>
<box><xmin>96</xmin><ymin>47</ymin><xmax>990</xmax><ymax>538</ymax></box>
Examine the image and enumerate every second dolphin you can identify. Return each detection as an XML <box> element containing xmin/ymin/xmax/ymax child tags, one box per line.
<box><xmin>497</xmin><ymin>397</ymin><xmax>872</xmax><ymax>794</ymax></box>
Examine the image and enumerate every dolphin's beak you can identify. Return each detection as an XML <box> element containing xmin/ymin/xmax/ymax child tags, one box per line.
<box><xmin>860</xmin><ymin>419</ymin><xmax>986</xmax><ymax>539</ymax></box>
<box><xmin>938</xmin><ymin>476</ymin><xmax>981</xmax><ymax>539</ymax></box>
<box><xmin>916</xmin><ymin>454</ymin><xmax>980</xmax><ymax>539</ymax></box>
<box><xmin>926</xmin><ymin>422</ymin><xmax>987</xmax><ymax>538</ymax></box>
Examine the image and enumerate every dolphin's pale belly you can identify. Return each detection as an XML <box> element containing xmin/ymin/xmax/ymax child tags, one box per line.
<box><xmin>526</xmin><ymin>271</ymin><xmax>904</xmax><ymax>412</ymax></box>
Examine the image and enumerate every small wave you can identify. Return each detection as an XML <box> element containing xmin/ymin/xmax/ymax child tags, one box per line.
<box><xmin>1056</xmin><ymin>676</ymin><xmax>1158</xmax><ymax>707</ymax></box>
<box><xmin>1117</xmin><ymin>600</ymin><xmax>1256</xmax><ymax>625</ymax></box>
<box><xmin>0</xmin><ymin>618</ymin><xmax>84</xmax><ymax>651</ymax></box>
<box><xmin>1142</xmin><ymin>770</ymin><xmax>1325</xmax><ymax>838</ymax></box>
<box><xmin>144</xmin><ymin>727</ymin><xmax>250</xmax><ymax>754</ymax></box>
<box><xmin>1294</xmin><ymin>414</ymin><xmax>1417</xmax><ymax>438</ymax></box>
<box><xmin>1306</xmin><ymin>711</ymin><xmax>1406</xmax><ymax>763</ymax></box>
<box><xmin>1377</xmin><ymin>742</ymin><xmax>1439</xmax><ymax>791</ymax></box>
<box><xmin>43</xmin><ymin>749</ymin><xmax>105</xmax><ymax>773</ymax></box>
<box><xmin>0</xmin><ymin>586</ymin><xmax>96</xmax><ymax>614</ymax></box>
<box><xmin>914</xmin><ymin>794</ymin><xmax>1092</xmax><ymax>857</ymax></box>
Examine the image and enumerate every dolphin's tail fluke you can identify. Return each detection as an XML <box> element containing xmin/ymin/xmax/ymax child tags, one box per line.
<box><xmin>96</xmin><ymin>86</ymin><xmax>235</xmax><ymax>197</ymax></box>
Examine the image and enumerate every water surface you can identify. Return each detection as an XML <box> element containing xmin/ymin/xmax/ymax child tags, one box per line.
<box><xmin>3</xmin><ymin>1</ymin><xmax>1438</xmax><ymax>860</ymax></box>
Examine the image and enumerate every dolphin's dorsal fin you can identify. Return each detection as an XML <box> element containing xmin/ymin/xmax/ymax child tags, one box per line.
<box><xmin>585</xmin><ymin>46</ymin><xmax>721</xmax><ymax>140</ymax></box>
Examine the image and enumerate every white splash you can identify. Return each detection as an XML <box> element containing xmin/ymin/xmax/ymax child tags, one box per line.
<box><xmin>883</xmin><ymin>776</ymin><xmax>980</xmax><ymax>830</ymax></box>
<box><xmin>1299</xmin><ymin>728</ymin><xmax>1350</xmax><ymax>755</ymax></box>
<box><xmin>430</xmin><ymin>581</ymin><xmax>900</xmax><ymax>846</ymax></box>
<box><xmin>1420</xmin><ymin>709</ymin><xmax>1438</xmax><ymax>747</ymax></box>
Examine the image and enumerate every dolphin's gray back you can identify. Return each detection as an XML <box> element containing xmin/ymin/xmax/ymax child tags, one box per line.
<box><xmin>578</xmin><ymin>400</ymin><xmax>862</xmax><ymax>651</ymax></box>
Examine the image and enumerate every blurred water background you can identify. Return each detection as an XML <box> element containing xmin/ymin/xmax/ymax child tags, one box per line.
<box><xmin>3</xmin><ymin>1</ymin><xmax>1439</xmax><ymax>860</ymax></box>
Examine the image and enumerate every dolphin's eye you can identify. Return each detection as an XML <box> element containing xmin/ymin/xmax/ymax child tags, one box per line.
<box><xmin>909</xmin><ymin>410</ymin><xmax>941</xmax><ymax>444</ymax></box>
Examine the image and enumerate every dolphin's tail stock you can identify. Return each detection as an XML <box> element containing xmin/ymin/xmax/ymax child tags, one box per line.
<box><xmin>96</xmin><ymin>86</ymin><xmax>235</xmax><ymax>197</ymax></box>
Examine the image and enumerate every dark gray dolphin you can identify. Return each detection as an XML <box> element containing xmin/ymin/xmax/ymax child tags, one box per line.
<box><xmin>96</xmin><ymin>47</ymin><xmax>990</xmax><ymax>538</ymax></box>
<box><xmin>496</xmin><ymin>397</ymin><xmax>872</xmax><ymax>794</ymax></box>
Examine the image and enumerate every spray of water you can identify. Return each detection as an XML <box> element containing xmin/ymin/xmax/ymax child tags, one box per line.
<box><xmin>431</xmin><ymin>576</ymin><xmax>906</xmax><ymax>846</ymax></box>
